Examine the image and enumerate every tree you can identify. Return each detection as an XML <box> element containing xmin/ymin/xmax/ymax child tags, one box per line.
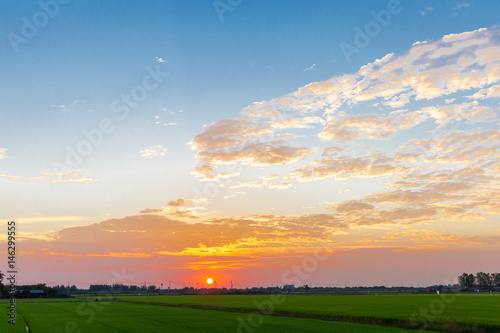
<box><xmin>45</xmin><ymin>287</ymin><xmax>58</xmax><ymax>296</ymax></box>
<box><xmin>468</xmin><ymin>273</ymin><xmax>476</xmax><ymax>288</ymax></box>
<box><xmin>492</xmin><ymin>273</ymin><xmax>500</xmax><ymax>287</ymax></box>
<box><xmin>479</xmin><ymin>272</ymin><xmax>491</xmax><ymax>288</ymax></box>
<box><xmin>458</xmin><ymin>272</ymin><xmax>475</xmax><ymax>290</ymax></box>
<box><xmin>458</xmin><ymin>273</ymin><xmax>467</xmax><ymax>290</ymax></box>
<box><xmin>0</xmin><ymin>270</ymin><xmax>4</xmax><ymax>296</ymax></box>
<box><xmin>476</xmin><ymin>272</ymin><xmax>492</xmax><ymax>289</ymax></box>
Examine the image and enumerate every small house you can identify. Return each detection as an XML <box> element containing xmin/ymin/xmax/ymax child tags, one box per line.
<box><xmin>29</xmin><ymin>290</ymin><xmax>45</xmax><ymax>298</ymax></box>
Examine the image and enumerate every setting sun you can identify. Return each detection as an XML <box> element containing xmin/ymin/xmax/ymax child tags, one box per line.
<box><xmin>206</xmin><ymin>278</ymin><xmax>214</xmax><ymax>285</ymax></box>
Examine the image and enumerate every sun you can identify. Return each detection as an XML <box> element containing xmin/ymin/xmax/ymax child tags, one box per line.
<box><xmin>206</xmin><ymin>278</ymin><xmax>214</xmax><ymax>285</ymax></box>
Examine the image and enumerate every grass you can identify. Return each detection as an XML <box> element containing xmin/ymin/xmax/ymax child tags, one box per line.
<box><xmin>1</xmin><ymin>294</ymin><xmax>497</xmax><ymax>332</ymax></box>
<box><xmin>0</xmin><ymin>299</ymin><xmax>429</xmax><ymax>332</ymax></box>
<box><xmin>114</xmin><ymin>294</ymin><xmax>500</xmax><ymax>332</ymax></box>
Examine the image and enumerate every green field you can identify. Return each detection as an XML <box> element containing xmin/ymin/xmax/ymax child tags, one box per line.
<box><xmin>1</xmin><ymin>299</ymin><xmax>426</xmax><ymax>333</ymax></box>
<box><xmin>114</xmin><ymin>294</ymin><xmax>500</xmax><ymax>331</ymax></box>
<box><xmin>1</xmin><ymin>294</ymin><xmax>498</xmax><ymax>332</ymax></box>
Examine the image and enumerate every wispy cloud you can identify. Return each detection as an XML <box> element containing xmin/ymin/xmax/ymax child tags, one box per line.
<box><xmin>420</xmin><ymin>6</ymin><xmax>433</xmax><ymax>16</ymax></box>
<box><xmin>0</xmin><ymin>148</ymin><xmax>7</xmax><ymax>160</ymax></box>
<box><xmin>140</xmin><ymin>145</ymin><xmax>168</xmax><ymax>158</ymax></box>
<box><xmin>303</xmin><ymin>63</ymin><xmax>316</xmax><ymax>71</ymax></box>
<box><xmin>140</xmin><ymin>198</ymin><xmax>207</xmax><ymax>219</ymax></box>
<box><xmin>223</xmin><ymin>191</ymin><xmax>246</xmax><ymax>199</ymax></box>
<box><xmin>0</xmin><ymin>170</ymin><xmax>98</xmax><ymax>183</ymax></box>
<box><xmin>51</xmin><ymin>100</ymin><xmax>86</xmax><ymax>113</ymax></box>
<box><xmin>154</xmin><ymin>57</ymin><xmax>167</xmax><ymax>63</ymax></box>
<box><xmin>453</xmin><ymin>3</ymin><xmax>470</xmax><ymax>10</ymax></box>
<box><xmin>230</xmin><ymin>179</ymin><xmax>293</xmax><ymax>190</ymax></box>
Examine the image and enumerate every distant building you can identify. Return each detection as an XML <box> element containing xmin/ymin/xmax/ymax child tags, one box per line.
<box><xmin>283</xmin><ymin>285</ymin><xmax>295</xmax><ymax>292</ymax></box>
<box><xmin>266</xmin><ymin>287</ymin><xmax>280</xmax><ymax>293</ymax></box>
<box><xmin>29</xmin><ymin>290</ymin><xmax>45</xmax><ymax>298</ymax></box>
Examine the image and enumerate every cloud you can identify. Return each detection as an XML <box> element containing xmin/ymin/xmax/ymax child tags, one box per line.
<box><xmin>188</xmin><ymin>27</ymin><xmax>500</xmax><ymax>193</ymax></box>
<box><xmin>191</xmin><ymin>119</ymin><xmax>273</xmax><ymax>150</ymax></box>
<box><xmin>230</xmin><ymin>179</ymin><xmax>294</xmax><ymax>190</ymax></box>
<box><xmin>453</xmin><ymin>3</ymin><xmax>470</xmax><ymax>10</ymax></box>
<box><xmin>188</xmin><ymin>27</ymin><xmax>500</xmax><ymax>231</ymax></box>
<box><xmin>270</xmin><ymin>116</ymin><xmax>325</xmax><ymax>129</ymax></box>
<box><xmin>0</xmin><ymin>174</ymin><xmax>26</xmax><ymax>182</ymax></box>
<box><xmin>418</xmin><ymin>101</ymin><xmax>498</xmax><ymax>126</ymax></box>
<box><xmin>471</xmin><ymin>84</ymin><xmax>500</xmax><ymax>99</ymax></box>
<box><xmin>50</xmin><ymin>177</ymin><xmax>98</xmax><ymax>183</ymax></box>
<box><xmin>420</xmin><ymin>6</ymin><xmax>433</xmax><ymax>16</ymax></box>
<box><xmin>0</xmin><ymin>148</ymin><xmax>7</xmax><ymax>160</ymax></box>
<box><xmin>51</xmin><ymin>100</ymin><xmax>85</xmax><ymax>113</ymax></box>
<box><xmin>0</xmin><ymin>170</ymin><xmax>98</xmax><ymax>183</ymax></box>
<box><xmin>140</xmin><ymin>198</ymin><xmax>207</xmax><ymax>219</ymax></box>
<box><xmin>319</xmin><ymin>112</ymin><xmax>412</xmax><ymax>141</ymax></box>
<box><xmin>242</xmin><ymin>27</ymin><xmax>500</xmax><ymax>120</ymax></box>
<box><xmin>223</xmin><ymin>192</ymin><xmax>246</xmax><ymax>199</ymax></box>
<box><xmin>15</xmin><ymin>213</ymin><xmax>348</xmax><ymax>263</ymax></box>
<box><xmin>287</xmin><ymin>151</ymin><xmax>409</xmax><ymax>182</ymax></box>
<box><xmin>154</xmin><ymin>57</ymin><xmax>167</xmax><ymax>63</ymax></box>
<box><xmin>304</xmin><ymin>63</ymin><xmax>316</xmax><ymax>71</ymax></box>
<box><xmin>190</xmin><ymin>164</ymin><xmax>240</xmax><ymax>182</ymax></box>
<box><xmin>167</xmin><ymin>198</ymin><xmax>191</xmax><ymax>207</ymax></box>
<box><xmin>140</xmin><ymin>145</ymin><xmax>168</xmax><ymax>158</ymax></box>
<box><xmin>334</xmin><ymin>200</ymin><xmax>375</xmax><ymax>212</ymax></box>
<box><xmin>259</xmin><ymin>173</ymin><xmax>280</xmax><ymax>181</ymax></box>
<box><xmin>196</xmin><ymin>142</ymin><xmax>315</xmax><ymax>167</ymax></box>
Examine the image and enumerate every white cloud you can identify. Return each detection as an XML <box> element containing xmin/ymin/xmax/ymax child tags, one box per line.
<box><xmin>223</xmin><ymin>192</ymin><xmax>246</xmax><ymax>199</ymax></box>
<box><xmin>140</xmin><ymin>145</ymin><xmax>168</xmax><ymax>158</ymax></box>
<box><xmin>304</xmin><ymin>64</ymin><xmax>316</xmax><ymax>71</ymax></box>
<box><xmin>453</xmin><ymin>3</ymin><xmax>469</xmax><ymax>10</ymax></box>
<box><xmin>51</xmin><ymin>100</ymin><xmax>85</xmax><ymax>113</ymax></box>
<box><xmin>230</xmin><ymin>179</ymin><xmax>294</xmax><ymax>190</ymax></box>
<box><xmin>420</xmin><ymin>7</ymin><xmax>433</xmax><ymax>16</ymax></box>
<box><xmin>154</xmin><ymin>57</ymin><xmax>167</xmax><ymax>63</ymax></box>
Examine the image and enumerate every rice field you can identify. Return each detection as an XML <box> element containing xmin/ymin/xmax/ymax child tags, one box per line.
<box><xmin>1</xmin><ymin>293</ymin><xmax>498</xmax><ymax>332</ymax></box>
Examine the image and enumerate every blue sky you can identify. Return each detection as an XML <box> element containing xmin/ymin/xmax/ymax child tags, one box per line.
<box><xmin>1</xmin><ymin>1</ymin><xmax>500</xmax><ymax>287</ymax></box>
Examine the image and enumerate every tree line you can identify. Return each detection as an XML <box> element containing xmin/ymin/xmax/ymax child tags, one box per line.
<box><xmin>87</xmin><ymin>284</ymin><xmax>158</xmax><ymax>293</ymax></box>
<box><xmin>458</xmin><ymin>272</ymin><xmax>500</xmax><ymax>290</ymax></box>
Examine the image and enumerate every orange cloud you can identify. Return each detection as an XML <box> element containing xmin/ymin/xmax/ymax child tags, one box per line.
<box><xmin>196</xmin><ymin>142</ymin><xmax>314</xmax><ymax>166</ymax></box>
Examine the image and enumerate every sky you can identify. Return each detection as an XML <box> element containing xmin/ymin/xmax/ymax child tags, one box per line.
<box><xmin>1</xmin><ymin>0</ymin><xmax>499</xmax><ymax>289</ymax></box>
